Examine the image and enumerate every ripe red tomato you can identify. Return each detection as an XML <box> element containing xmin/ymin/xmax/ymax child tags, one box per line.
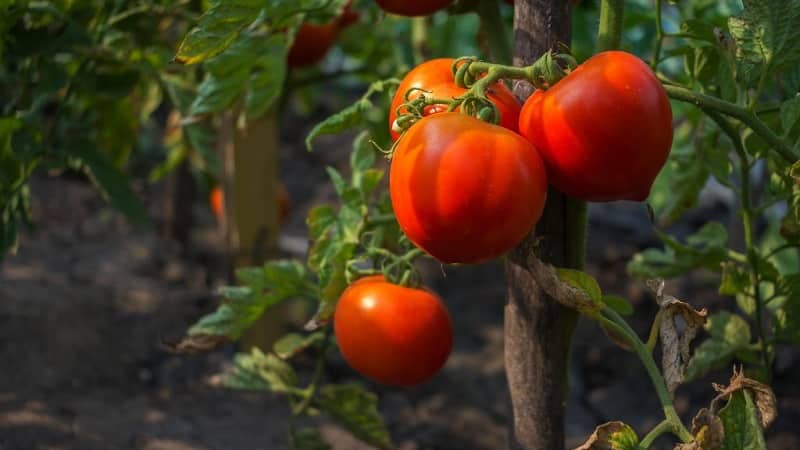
<box><xmin>518</xmin><ymin>51</ymin><xmax>672</xmax><ymax>202</ymax></box>
<box><xmin>334</xmin><ymin>275</ymin><xmax>453</xmax><ymax>386</ymax></box>
<box><xmin>389</xmin><ymin>58</ymin><xmax>521</xmax><ymax>140</ymax></box>
<box><xmin>287</xmin><ymin>22</ymin><xmax>340</xmax><ymax>68</ymax></box>
<box><xmin>374</xmin><ymin>0</ymin><xmax>452</xmax><ymax>16</ymax></box>
<box><xmin>504</xmin><ymin>0</ymin><xmax>579</xmax><ymax>5</ymax></box>
<box><xmin>287</xmin><ymin>2</ymin><xmax>359</xmax><ymax>68</ymax></box>
<box><xmin>390</xmin><ymin>113</ymin><xmax>548</xmax><ymax>264</ymax></box>
<box><xmin>209</xmin><ymin>183</ymin><xmax>290</xmax><ymax>225</ymax></box>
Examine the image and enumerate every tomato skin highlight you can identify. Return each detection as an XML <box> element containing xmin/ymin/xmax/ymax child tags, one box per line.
<box><xmin>389</xmin><ymin>59</ymin><xmax>521</xmax><ymax>140</ymax></box>
<box><xmin>334</xmin><ymin>276</ymin><xmax>453</xmax><ymax>387</ymax></box>
<box><xmin>518</xmin><ymin>51</ymin><xmax>673</xmax><ymax>202</ymax></box>
<box><xmin>390</xmin><ymin>113</ymin><xmax>548</xmax><ymax>264</ymax></box>
<box><xmin>374</xmin><ymin>0</ymin><xmax>452</xmax><ymax>16</ymax></box>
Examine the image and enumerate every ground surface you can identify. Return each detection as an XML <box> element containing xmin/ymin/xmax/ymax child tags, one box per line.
<box><xmin>2</xmin><ymin>117</ymin><xmax>800</xmax><ymax>450</ymax></box>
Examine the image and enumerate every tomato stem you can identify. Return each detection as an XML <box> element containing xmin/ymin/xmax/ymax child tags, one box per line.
<box><xmin>664</xmin><ymin>84</ymin><xmax>796</xmax><ymax>163</ymax></box>
<box><xmin>597</xmin><ymin>0</ymin><xmax>624</xmax><ymax>52</ymax></box>
<box><xmin>599</xmin><ymin>308</ymin><xmax>694</xmax><ymax>443</ymax></box>
<box><xmin>638</xmin><ymin>419</ymin><xmax>673</xmax><ymax>449</ymax></box>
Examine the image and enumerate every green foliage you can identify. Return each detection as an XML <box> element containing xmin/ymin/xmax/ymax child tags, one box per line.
<box><xmin>686</xmin><ymin>311</ymin><xmax>752</xmax><ymax>380</ymax></box>
<box><xmin>189</xmin><ymin>261</ymin><xmax>314</xmax><ymax>339</ymax></box>
<box><xmin>556</xmin><ymin>268</ymin><xmax>602</xmax><ymax>303</ymax></box>
<box><xmin>628</xmin><ymin>223</ymin><xmax>728</xmax><ymax>279</ymax></box>
<box><xmin>317</xmin><ymin>384</ymin><xmax>393</xmax><ymax>450</ymax></box>
<box><xmin>225</xmin><ymin>347</ymin><xmax>298</xmax><ymax>393</ymax></box>
<box><xmin>289</xmin><ymin>428</ymin><xmax>331</xmax><ymax>450</ymax></box>
<box><xmin>719</xmin><ymin>391</ymin><xmax>767</xmax><ymax>450</ymax></box>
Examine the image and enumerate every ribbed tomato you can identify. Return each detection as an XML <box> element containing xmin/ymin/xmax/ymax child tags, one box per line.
<box><xmin>334</xmin><ymin>275</ymin><xmax>453</xmax><ymax>386</ymax></box>
<box><xmin>375</xmin><ymin>0</ymin><xmax>452</xmax><ymax>16</ymax></box>
<box><xmin>389</xmin><ymin>58</ymin><xmax>521</xmax><ymax>140</ymax></box>
<box><xmin>390</xmin><ymin>113</ymin><xmax>548</xmax><ymax>264</ymax></box>
<box><xmin>518</xmin><ymin>51</ymin><xmax>673</xmax><ymax>202</ymax></box>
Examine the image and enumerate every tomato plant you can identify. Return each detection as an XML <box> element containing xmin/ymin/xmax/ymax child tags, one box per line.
<box><xmin>389</xmin><ymin>58</ymin><xmax>520</xmax><ymax>140</ymax></box>
<box><xmin>518</xmin><ymin>50</ymin><xmax>673</xmax><ymax>202</ymax></box>
<box><xmin>390</xmin><ymin>112</ymin><xmax>547</xmax><ymax>263</ymax></box>
<box><xmin>334</xmin><ymin>275</ymin><xmax>453</xmax><ymax>386</ymax></box>
<box><xmin>287</xmin><ymin>22</ymin><xmax>341</xmax><ymax>68</ymax></box>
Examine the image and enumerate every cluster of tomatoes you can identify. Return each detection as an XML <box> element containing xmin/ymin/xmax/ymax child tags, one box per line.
<box><xmin>334</xmin><ymin>51</ymin><xmax>673</xmax><ymax>387</ymax></box>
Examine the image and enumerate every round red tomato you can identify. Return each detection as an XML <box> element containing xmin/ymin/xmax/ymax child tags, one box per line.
<box><xmin>334</xmin><ymin>275</ymin><xmax>453</xmax><ymax>386</ymax></box>
<box><xmin>389</xmin><ymin>58</ymin><xmax>521</xmax><ymax>140</ymax></box>
<box><xmin>390</xmin><ymin>113</ymin><xmax>548</xmax><ymax>264</ymax></box>
<box><xmin>287</xmin><ymin>22</ymin><xmax>340</xmax><ymax>68</ymax></box>
<box><xmin>375</xmin><ymin>0</ymin><xmax>452</xmax><ymax>16</ymax></box>
<box><xmin>518</xmin><ymin>51</ymin><xmax>672</xmax><ymax>202</ymax></box>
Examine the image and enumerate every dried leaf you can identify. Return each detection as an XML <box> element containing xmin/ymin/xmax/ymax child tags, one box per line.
<box><xmin>648</xmin><ymin>279</ymin><xmax>708</xmax><ymax>394</ymax></box>
<box><xmin>573</xmin><ymin>421</ymin><xmax>639</xmax><ymax>450</ymax></box>
<box><xmin>711</xmin><ymin>368</ymin><xmax>777</xmax><ymax>429</ymax></box>
<box><xmin>161</xmin><ymin>334</ymin><xmax>229</xmax><ymax>354</ymax></box>
<box><xmin>691</xmin><ymin>408</ymin><xmax>725</xmax><ymax>450</ymax></box>
<box><xmin>530</xmin><ymin>258</ymin><xmax>602</xmax><ymax>314</ymax></box>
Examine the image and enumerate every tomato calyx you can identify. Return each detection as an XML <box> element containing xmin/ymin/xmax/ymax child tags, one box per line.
<box><xmin>344</xmin><ymin>231</ymin><xmax>425</xmax><ymax>289</ymax></box>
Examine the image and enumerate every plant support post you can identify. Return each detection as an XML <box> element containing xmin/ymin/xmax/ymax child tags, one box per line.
<box><xmin>504</xmin><ymin>1</ymin><xmax>578</xmax><ymax>449</ymax></box>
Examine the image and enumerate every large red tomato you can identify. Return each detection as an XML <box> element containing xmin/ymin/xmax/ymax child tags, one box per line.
<box><xmin>375</xmin><ymin>0</ymin><xmax>452</xmax><ymax>16</ymax></box>
<box><xmin>334</xmin><ymin>275</ymin><xmax>453</xmax><ymax>386</ymax></box>
<box><xmin>390</xmin><ymin>113</ymin><xmax>548</xmax><ymax>264</ymax></box>
<box><xmin>518</xmin><ymin>51</ymin><xmax>673</xmax><ymax>202</ymax></box>
<box><xmin>389</xmin><ymin>58</ymin><xmax>521</xmax><ymax>140</ymax></box>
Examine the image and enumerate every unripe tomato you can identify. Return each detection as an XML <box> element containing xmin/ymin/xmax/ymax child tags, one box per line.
<box><xmin>287</xmin><ymin>22</ymin><xmax>340</xmax><ymax>68</ymax></box>
<box><xmin>389</xmin><ymin>58</ymin><xmax>521</xmax><ymax>140</ymax></box>
<box><xmin>390</xmin><ymin>113</ymin><xmax>548</xmax><ymax>264</ymax></box>
<box><xmin>374</xmin><ymin>0</ymin><xmax>452</xmax><ymax>16</ymax></box>
<box><xmin>334</xmin><ymin>275</ymin><xmax>453</xmax><ymax>386</ymax></box>
<box><xmin>518</xmin><ymin>51</ymin><xmax>672</xmax><ymax>202</ymax></box>
<box><xmin>209</xmin><ymin>183</ymin><xmax>290</xmax><ymax>226</ymax></box>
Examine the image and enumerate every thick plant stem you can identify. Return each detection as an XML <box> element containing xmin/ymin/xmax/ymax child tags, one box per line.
<box><xmin>664</xmin><ymin>84</ymin><xmax>796</xmax><ymax>163</ymax></box>
<box><xmin>477</xmin><ymin>0</ymin><xmax>513</xmax><ymax>65</ymax></box>
<box><xmin>504</xmin><ymin>2</ymin><xmax>574</xmax><ymax>449</ymax></box>
<box><xmin>597</xmin><ymin>0</ymin><xmax>624</xmax><ymax>51</ymax></box>
<box><xmin>600</xmin><ymin>309</ymin><xmax>693</xmax><ymax>443</ymax></box>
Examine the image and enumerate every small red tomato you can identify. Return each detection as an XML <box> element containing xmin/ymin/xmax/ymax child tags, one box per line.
<box><xmin>390</xmin><ymin>112</ymin><xmax>548</xmax><ymax>264</ymax></box>
<box><xmin>389</xmin><ymin>58</ymin><xmax>521</xmax><ymax>140</ymax></box>
<box><xmin>518</xmin><ymin>51</ymin><xmax>672</xmax><ymax>202</ymax></box>
<box><xmin>334</xmin><ymin>275</ymin><xmax>453</xmax><ymax>386</ymax></box>
<box><xmin>209</xmin><ymin>183</ymin><xmax>290</xmax><ymax>226</ymax></box>
<box><xmin>374</xmin><ymin>0</ymin><xmax>452</xmax><ymax>16</ymax></box>
<box><xmin>287</xmin><ymin>21</ymin><xmax>340</xmax><ymax>68</ymax></box>
<box><xmin>339</xmin><ymin>0</ymin><xmax>360</xmax><ymax>27</ymax></box>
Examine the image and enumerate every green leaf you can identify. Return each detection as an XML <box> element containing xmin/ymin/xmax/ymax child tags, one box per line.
<box><xmin>774</xmin><ymin>274</ymin><xmax>800</xmax><ymax>344</ymax></box>
<box><xmin>224</xmin><ymin>348</ymin><xmax>298</xmax><ymax>393</ymax></box>
<box><xmin>71</xmin><ymin>147</ymin><xmax>148</xmax><ymax>227</ymax></box>
<box><xmin>307</xmin><ymin>205</ymin><xmax>337</xmax><ymax>241</ymax></box>
<box><xmin>719</xmin><ymin>391</ymin><xmax>767</xmax><ymax>450</ymax></box>
<box><xmin>189</xmin><ymin>260</ymin><xmax>312</xmax><ymax>339</ymax></box>
<box><xmin>317</xmin><ymin>384</ymin><xmax>392</xmax><ymax>450</ymax></box>
<box><xmin>680</xmin><ymin>18</ymin><xmax>719</xmax><ymax>43</ymax></box>
<box><xmin>273</xmin><ymin>332</ymin><xmax>324</xmax><ymax>359</ymax></box>
<box><xmin>289</xmin><ymin>428</ymin><xmax>331</xmax><ymax>450</ymax></box>
<box><xmin>781</xmin><ymin>95</ymin><xmax>800</xmax><ymax>137</ymax></box>
<box><xmin>350</xmin><ymin>132</ymin><xmax>376</xmax><ymax>172</ymax></box>
<box><xmin>628</xmin><ymin>223</ymin><xmax>728</xmax><ymax>279</ymax></box>
<box><xmin>685</xmin><ymin>311</ymin><xmax>752</xmax><ymax>381</ymax></box>
<box><xmin>175</xmin><ymin>0</ymin><xmax>264</xmax><ymax>65</ymax></box>
<box><xmin>326</xmin><ymin>167</ymin><xmax>348</xmax><ymax>196</ymax></box>
<box><xmin>719</xmin><ymin>261</ymin><xmax>751</xmax><ymax>296</ymax></box>
<box><xmin>602</xmin><ymin>294</ymin><xmax>634</xmax><ymax>316</ymax></box>
<box><xmin>244</xmin><ymin>34</ymin><xmax>290</xmax><ymax>118</ymax></box>
<box><xmin>556</xmin><ymin>268</ymin><xmax>602</xmax><ymax>303</ymax></box>
<box><xmin>727</xmin><ymin>0</ymin><xmax>800</xmax><ymax>86</ymax></box>
<box><xmin>305</xmin><ymin>79</ymin><xmax>399</xmax><ymax>150</ymax></box>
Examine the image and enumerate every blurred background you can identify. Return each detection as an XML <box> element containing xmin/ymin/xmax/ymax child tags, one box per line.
<box><xmin>1</xmin><ymin>0</ymin><xmax>799</xmax><ymax>449</ymax></box>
